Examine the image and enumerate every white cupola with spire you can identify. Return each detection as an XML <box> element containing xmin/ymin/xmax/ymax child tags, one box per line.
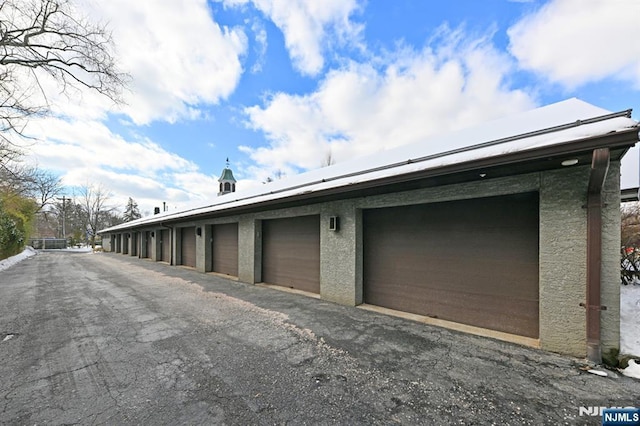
<box><xmin>218</xmin><ymin>158</ymin><xmax>237</xmax><ymax>196</ymax></box>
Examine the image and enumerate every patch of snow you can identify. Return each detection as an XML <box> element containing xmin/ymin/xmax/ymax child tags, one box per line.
<box><xmin>0</xmin><ymin>247</ymin><xmax>37</xmax><ymax>272</ymax></box>
<box><xmin>0</xmin><ymin>246</ymin><xmax>96</xmax><ymax>273</ymax></box>
<box><xmin>56</xmin><ymin>247</ymin><xmax>94</xmax><ymax>253</ymax></box>
<box><xmin>587</xmin><ymin>369</ymin><xmax>608</xmax><ymax>377</ymax></box>
<box><xmin>621</xmin><ymin>359</ymin><xmax>640</xmax><ymax>379</ymax></box>
<box><xmin>621</xmin><ymin>284</ymin><xmax>640</xmax><ymax>358</ymax></box>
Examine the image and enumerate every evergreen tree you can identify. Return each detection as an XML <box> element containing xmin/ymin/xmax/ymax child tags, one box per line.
<box><xmin>123</xmin><ymin>197</ymin><xmax>141</xmax><ymax>222</ymax></box>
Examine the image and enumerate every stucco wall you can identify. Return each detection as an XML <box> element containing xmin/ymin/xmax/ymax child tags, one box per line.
<box><xmin>538</xmin><ymin>162</ymin><xmax>621</xmax><ymax>357</ymax></box>
<box><xmin>320</xmin><ymin>200</ymin><xmax>362</xmax><ymax>305</ymax></box>
<box><xmin>195</xmin><ymin>225</ymin><xmax>209</xmax><ymax>273</ymax></box>
<box><xmin>539</xmin><ymin>166</ymin><xmax>589</xmax><ymax>356</ymax></box>
<box><xmin>238</xmin><ymin>217</ymin><xmax>261</xmax><ymax>284</ymax></box>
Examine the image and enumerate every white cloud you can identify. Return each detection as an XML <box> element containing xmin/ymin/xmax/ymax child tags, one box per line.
<box><xmin>8</xmin><ymin>1</ymin><xmax>252</xmax><ymax>216</ymax></box>
<box><xmin>240</xmin><ymin>32</ymin><xmax>536</xmax><ymax>174</ymax></box>
<box><xmin>24</xmin><ymin>118</ymin><xmax>195</xmax><ymax>175</ymax></box>
<box><xmin>223</xmin><ymin>0</ymin><xmax>363</xmax><ymax>76</ymax></box>
<box><xmin>81</xmin><ymin>0</ymin><xmax>247</xmax><ymax>125</ymax></box>
<box><xmin>508</xmin><ymin>0</ymin><xmax>640</xmax><ymax>88</ymax></box>
<box><xmin>171</xmin><ymin>171</ymin><xmax>221</xmax><ymax>202</ymax></box>
<box><xmin>250</xmin><ymin>18</ymin><xmax>268</xmax><ymax>73</ymax></box>
<box><xmin>63</xmin><ymin>168</ymin><xmax>167</xmax><ymax>203</ymax></box>
<box><xmin>62</xmin><ymin>167</ymin><xmax>223</xmax><ymax>217</ymax></box>
<box><xmin>19</xmin><ymin>116</ymin><xmax>221</xmax><ymax>214</ymax></box>
<box><xmin>6</xmin><ymin>1</ymin><xmax>248</xmax><ymax>126</ymax></box>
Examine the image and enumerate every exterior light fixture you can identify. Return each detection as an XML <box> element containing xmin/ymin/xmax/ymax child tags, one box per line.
<box><xmin>329</xmin><ymin>216</ymin><xmax>340</xmax><ymax>231</ymax></box>
<box><xmin>479</xmin><ymin>173</ymin><xmax>487</xmax><ymax>178</ymax></box>
<box><xmin>561</xmin><ymin>159</ymin><xmax>579</xmax><ymax>166</ymax></box>
<box><xmin>196</xmin><ymin>227</ymin><xmax>202</xmax><ymax>236</ymax></box>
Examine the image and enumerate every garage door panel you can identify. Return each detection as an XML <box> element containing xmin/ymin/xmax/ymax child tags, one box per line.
<box><xmin>181</xmin><ymin>227</ymin><xmax>196</xmax><ymax>268</ymax></box>
<box><xmin>363</xmin><ymin>192</ymin><xmax>539</xmax><ymax>338</ymax></box>
<box><xmin>365</xmin><ymin>281</ymin><xmax>538</xmax><ymax>336</ymax></box>
<box><xmin>212</xmin><ymin>223</ymin><xmax>238</xmax><ymax>276</ymax></box>
<box><xmin>262</xmin><ymin>215</ymin><xmax>320</xmax><ymax>293</ymax></box>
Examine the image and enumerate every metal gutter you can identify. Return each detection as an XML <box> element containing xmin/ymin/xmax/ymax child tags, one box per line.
<box><xmin>584</xmin><ymin>148</ymin><xmax>610</xmax><ymax>364</ymax></box>
<box><xmin>621</xmin><ymin>187</ymin><xmax>640</xmax><ymax>202</ymax></box>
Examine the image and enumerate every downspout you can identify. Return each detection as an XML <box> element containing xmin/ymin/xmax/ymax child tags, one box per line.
<box><xmin>585</xmin><ymin>148</ymin><xmax>610</xmax><ymax>364</ymax></box>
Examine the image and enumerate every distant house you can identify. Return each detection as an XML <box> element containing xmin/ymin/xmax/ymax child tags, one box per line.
<box><xmin>98</xmin><ymin>99</ymin><xmax>639</xmax><ymax>362</ymax></box>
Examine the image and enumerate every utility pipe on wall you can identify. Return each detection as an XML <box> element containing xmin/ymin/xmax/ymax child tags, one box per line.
<box><xmin>585</xmin><ymin>148</ymin><xmax>610</xmax><ymax>364</ymax></box>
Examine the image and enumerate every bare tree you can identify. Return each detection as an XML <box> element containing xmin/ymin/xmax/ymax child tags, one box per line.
<box><xmin>0</xmin><ymin>151</ymin><xmax>27</xmax><ymax>194</ymax></box>
<box><xmin>321</xmin><ymin>148</ymin><xmax>335</xmax><ymax>167</ymax></box>
<box><xmin>0</xmin><ymin>0</ymin><xmax>127</xmax><ymax>172</ymax></box>
<box><xmin>0</xmin><ymin>0</ymin><xmax>126</xmax><ymax>119</ymax></box>
<box><xmin>27</xmin><ymin>168</ymin><xmax>62</xmax><ymax>211</ymax></box>
<box><xmin>0</xmin><ymin>0</ymin><xmax>127</xmax><ymax>249</ymax></box>
<box><xmin>621</xmin><ymin>202</ymin><xmax>640</xmax><ymax>285</ymax></box>
<box><xmin>0</xmin><ymin>138</ymin><xmax>22</xmax><ymax>176</ymax></box>
<box><xmin>0</xmin><ymin>161</ymin><xmax>61</xmax><ymax>207</ymax></box>
<box><xmin>79</xmin><ymin>182</ymin><xmax>113</xmax><ymax>248</ymax></box>
<box><xmin>262</xmin><ymin>169</ymin><xmax>286</xmax><ymax>184</ymax></box>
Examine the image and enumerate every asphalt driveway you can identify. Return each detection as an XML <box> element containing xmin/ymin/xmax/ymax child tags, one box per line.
<box><xmin>0</xmin><ymin>251</ymin><xmax>638</xmax><ymax>425</ymax></box>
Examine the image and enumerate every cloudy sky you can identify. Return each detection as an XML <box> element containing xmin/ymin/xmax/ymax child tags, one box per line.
<box><xmin>17</xmin><ymin>0</ymin><xmax>640</xmax><ymax>215</ymax></box>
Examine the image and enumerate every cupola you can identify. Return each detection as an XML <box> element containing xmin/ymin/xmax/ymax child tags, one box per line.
<box><xmin>218</xmin><ymin>158</ymin><xmax>237</xmax><ymax>196</ymax></box>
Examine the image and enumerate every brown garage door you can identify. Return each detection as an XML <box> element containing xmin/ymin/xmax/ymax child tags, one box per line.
<box><xmin>363</xmin><ymin>192</ymin><xmax>539</xmax><ymax>338</ymax></box>
<box><xmin>262</xmin><ymin>215</ymin><xmax>320</xmax><ymax>293</ymax></box>
<box><xmin>181</xmin><ymin>227</ymin><xmax>196</xmax><ymax>268</ymax></box>
<box><xmin>212</xmin><ymin>223</ymin><xmax>238</xmax><ymax>276</ymax></box>
<box><xmin>160</xmin><ymin>229</ymin><xmax>171</xmax><ymax>263</ymax></box>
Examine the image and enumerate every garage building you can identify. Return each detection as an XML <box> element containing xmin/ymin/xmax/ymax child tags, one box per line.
<box><xmin>99</xmin><ymin>99</ymin><xmax>639</xmax><ymax>361</ymax></box>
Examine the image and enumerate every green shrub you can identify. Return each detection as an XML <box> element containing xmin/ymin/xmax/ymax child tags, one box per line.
<box><xmin>0</xmin><ymin>205</ymin><xmax>24</xmax><ymax>259</ymax></box>
<box><xmin>0</xmin><ymin>196</ymin><xmax>37</xmax><ymax>260</ymax></box>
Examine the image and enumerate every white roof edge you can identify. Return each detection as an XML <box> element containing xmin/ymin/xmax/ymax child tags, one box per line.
<box><xmin>100</xmin><ymin>99</ymin><xmax>638</xmax><ymax>234</ymax></box>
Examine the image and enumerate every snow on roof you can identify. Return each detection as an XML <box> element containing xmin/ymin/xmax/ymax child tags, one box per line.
<box><xmin>101</xmin><ymin>98</ymin><xmax>638</xmax><ymax>233</ymax></box>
